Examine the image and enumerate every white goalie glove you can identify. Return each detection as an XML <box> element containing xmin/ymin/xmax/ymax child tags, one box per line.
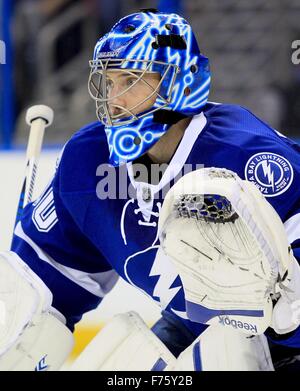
<box><xmin>158</xmin><ymin>167</ymin><xmax>300</xmax><ymax>336</ymax></box>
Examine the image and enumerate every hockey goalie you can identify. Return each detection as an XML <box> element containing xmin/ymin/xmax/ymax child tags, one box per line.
<box><xmin>1</xmin><ymin>9</ymin><xmax>300</xmax><ymax>371</ymax></box>
<box><xmin>1</xmin><ymin>166</ymin><xmax>300</xmax><ymax>371</ymax></box>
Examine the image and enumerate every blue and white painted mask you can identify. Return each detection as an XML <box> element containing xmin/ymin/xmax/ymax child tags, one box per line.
<box><xmin>89</xmin><ymin>10</ymin><xmax>211</xmax><ymax>166</ymax></box>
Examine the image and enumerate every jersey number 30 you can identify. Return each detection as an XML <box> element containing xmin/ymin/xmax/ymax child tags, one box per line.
<box><xmin>32</xmin><ymin>186</ymin><xmax>58</xmax><ymax>233</ymax></box>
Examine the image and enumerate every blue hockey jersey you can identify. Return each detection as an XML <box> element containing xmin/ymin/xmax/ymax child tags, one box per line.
<box><xmin>12</xmin><ymin>102</ymin><xmax>300</xmax><ymax>348</ymax></box>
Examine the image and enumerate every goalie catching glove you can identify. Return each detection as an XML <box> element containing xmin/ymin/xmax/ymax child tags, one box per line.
<box><xmin>158</xmin><ymin>167</ymin><xmax>300</xmax><ymax>335</ymax></box>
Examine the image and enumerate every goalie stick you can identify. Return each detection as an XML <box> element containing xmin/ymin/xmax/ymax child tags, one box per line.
<box><xmin>11</xmin><ymin>105</ymin><xmax>54</xmax><ymax>247</ymax></box>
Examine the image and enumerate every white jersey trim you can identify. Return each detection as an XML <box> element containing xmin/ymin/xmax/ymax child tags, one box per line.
<box><xmin>14</xmin><ymin>222</ymin><xmax>118</xmax><ymax>298</ymax></box>
<box><xmin>126</xmin><ymin>112</ymin><xmax>207</xmax><ymax>195</ymax></box>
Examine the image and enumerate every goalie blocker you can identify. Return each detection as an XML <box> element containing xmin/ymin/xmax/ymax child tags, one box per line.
<box><xmin>0</xmin><ymin>251</ymin><xmax>74</xmax><ymax>371</ymax></box>
<box><xmin>158</xmin><ymin>167</ymin><xmax>300</xmax><ymax>336</ymax></box>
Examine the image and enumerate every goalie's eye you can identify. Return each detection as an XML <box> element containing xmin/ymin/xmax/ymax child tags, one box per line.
<box><xmin>106</xmin><ymin>79</ymin><xmax>114</xmax><ymax>94</ymax></box>
<box><xmin>126</xmin><ymin>77</ymin><xmax>136</xmax><ymax>87</ymax></box>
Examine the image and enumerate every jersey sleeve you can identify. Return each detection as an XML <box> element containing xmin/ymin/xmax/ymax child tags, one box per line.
<box><xmin>11</xmin><ymin>127</ymin><xmax>118</xmax><ymax>331</ymax></box>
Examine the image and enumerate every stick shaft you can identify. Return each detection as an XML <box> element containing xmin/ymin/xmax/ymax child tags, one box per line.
<box><xmin>26</xmin><ymin>119</ymin><xmax>46</xmax><ymax>162</ymax></box>
<box><xmin>13</xmin><ymin>118</ymin><xmax>46</xmax><ymax>231</ymax></box>
<box><xmin>23</xmin><ymin>119</ymin><xmax>46</xmax><ymax>206</ymax></box>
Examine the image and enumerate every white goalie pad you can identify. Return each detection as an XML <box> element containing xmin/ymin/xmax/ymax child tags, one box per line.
<box><xmin>167</xmin><ymin>325</ymin><xmax>274</xmax><ymax>371</ymax></box>
<box><xmin>70</xmin><ymin>311</ymin><xmax>176</xmax><ymax>371</ymax></box>
<box><xmin>158</xmin><ymin>168</ymin><xmax>293</xmax><ymax>335</ymax></box>
<box><xmin>0</xmin><ymin>251</ymin><xmax>74</xmax><ymax>371</ymax></box>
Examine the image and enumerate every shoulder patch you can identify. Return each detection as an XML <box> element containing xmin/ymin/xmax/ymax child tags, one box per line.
<box><xmin>244</xmin><ymin>152</ymin><xmax>293</xmax><ymax>197</ymax></box>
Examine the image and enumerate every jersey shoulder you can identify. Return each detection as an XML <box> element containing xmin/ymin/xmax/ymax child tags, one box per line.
<box><xmin>190</xmin><ymin>102</ymin><xmax>300</xmax><ymax>216</ymax></box>
<box><xmin>195</xmin><ymin>102</ymin><xmax>300</xmax><ymax>156</ymax></box>
<box><xmin>202</xmin><ymin>102</ymin><xmax>279</xmax><ymax>142</ymax></box>
<box><xmin>54</xmin><ymin>121</ymin><xmax>109</xmax><ymax>193</ymax></box>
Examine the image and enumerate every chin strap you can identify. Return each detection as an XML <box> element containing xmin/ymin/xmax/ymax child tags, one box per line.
<box><xmin>153</xmin><ymin>110</ymin><xmax>187</xmax><ymax>125</ymax></box>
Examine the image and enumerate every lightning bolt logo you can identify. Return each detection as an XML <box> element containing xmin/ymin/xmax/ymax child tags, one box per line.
<box><xmin>245</xmin><ymin>152</ymin><xmax>293</xmax><ymax>197</ymax></box>
<box><xmin>150</xmin><ymin>249</ymin><xmax>181</xmax><ymax>309</ymax></box>
<box><xmin>261</xmin><ymin>160</ymin><xmax>275</xmax><ymax>191</ymax></box>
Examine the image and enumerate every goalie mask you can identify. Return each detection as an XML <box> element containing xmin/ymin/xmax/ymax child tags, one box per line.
<box><xmin>88</xmin><ymin>10</ymin><xmax>211</xmax><ymax>166</ymax></box>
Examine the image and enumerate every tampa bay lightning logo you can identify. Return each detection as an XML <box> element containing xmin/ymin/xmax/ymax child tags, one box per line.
<box><xmin>245</xmin><ymin>152</ymin><xmax>294</xmax><ymax>197</ymax></box>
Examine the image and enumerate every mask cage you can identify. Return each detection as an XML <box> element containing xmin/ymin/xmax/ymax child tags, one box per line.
<box><xmin>88</xmin><ymin>58</ymin><xmax>179</xmax><ymax>127</ymax></box>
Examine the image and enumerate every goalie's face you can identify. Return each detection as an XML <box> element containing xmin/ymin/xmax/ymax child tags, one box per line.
<box><xmin>106</xmin><ymin>70</ymin><xmax>160</xmax><ymax>119</ymax></box>
<box><xmin>89</xmin><ymin>65</ymin><xmax>162</xmax><ymax>127</ymax></box>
